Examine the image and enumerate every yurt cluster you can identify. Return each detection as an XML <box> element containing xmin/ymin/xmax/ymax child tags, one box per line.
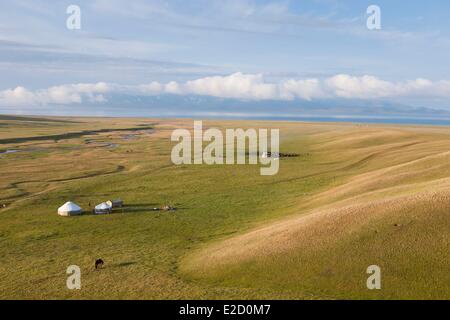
<box><xmin>57</xmin><ymin>199</ymin><xmax>123</xmax><ymax>217</ymax></box>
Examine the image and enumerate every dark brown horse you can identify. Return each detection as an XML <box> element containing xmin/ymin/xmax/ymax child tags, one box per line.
<box><xmin>95</xmin><ymin>259</ymin><xmax>104</xmax><ymax>269</ymax></box>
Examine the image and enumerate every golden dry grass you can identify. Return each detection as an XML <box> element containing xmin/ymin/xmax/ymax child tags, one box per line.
<box><xmin>181</xmin><ymin>124</ymin><xmax>450</xmax><ymax>299</ymax></box>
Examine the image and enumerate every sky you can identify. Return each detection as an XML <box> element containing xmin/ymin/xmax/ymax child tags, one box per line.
<box><xmin>1</xmin><ymin>0</ymin><xmax>450</xmax><ymax>117</ymax></box>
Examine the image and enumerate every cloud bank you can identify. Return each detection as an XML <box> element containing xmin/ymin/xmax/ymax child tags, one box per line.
<box><xmin>0</xmin><ymin>83</ymin><xmax>109</xmax><ymax>107</ymax></box>
<box><xmin>2</xmin><ymin>73</ymin><xmax>450</xmax><ymax>107</ymax></box>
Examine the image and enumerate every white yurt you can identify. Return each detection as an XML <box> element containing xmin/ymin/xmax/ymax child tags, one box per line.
<box><xmin>58</xmin><ymin>201</ymin><xmax>82</xmax><ymax>217</ymax></box>
<box><xmin>95</xmin><ymin>202</ymin><xmax>112</xmax><ymax>215</ymax></box>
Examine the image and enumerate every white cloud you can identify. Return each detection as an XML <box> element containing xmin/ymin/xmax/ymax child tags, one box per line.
<box><xmin>325</xmin><ymin>74</ymin><xmax>396</xmax><ymax>99</ymax></box>
<box><xmin>0</xmin><ymin>82</ymin><xmax>111</xmax><ymax>107</ymax></box>
<box><xmin>183</xmin><ymin>73</ymin><xmax>278</xmax><ymax>100</ymax></box>
<box><xmin>138</xmin><ymin>81</ymin><xmax>164</xmax><ymax>94</ymax></box>
<box><xmin>280</xmin><ymin>78</ymin><xmax>325</xmax><ymax>101</ymax></box>
<box><xmin>0</xmin><ymin>86</ymin><xmax>36</xmax><ymax>106</ymax></box>
<box><xmin>2</xmin><ymin>73</ymin><xmax>450</xmax><ymax>108</ymax></box>
<box><xmin>325</xmin><ymin>75</ymin><xmax>450</xmax><ymax>99</ymax></box>
<box><xmin>165</xmin><ymin>81</ymin><xmax>182</xmax><ymax>95</ymax></box>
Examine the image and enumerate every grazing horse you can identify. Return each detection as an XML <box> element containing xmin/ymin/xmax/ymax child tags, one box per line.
<box><xmin>95</xmin><ymin>259</ymin><xmax>104</xmax><ymax>269</ymax></box>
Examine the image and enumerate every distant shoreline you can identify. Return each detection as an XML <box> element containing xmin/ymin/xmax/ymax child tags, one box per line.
<box><xmin>2</xmin><ymin>113</ymin><xmax>450</xmax><ymax>126</ymax></box>
<box><xmin>176</xmin><ymin>114</ymin><xmax>450</xmax><ymax>126</ymax></box>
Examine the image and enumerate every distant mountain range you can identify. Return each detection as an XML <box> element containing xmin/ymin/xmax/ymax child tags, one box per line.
<box><xmin>3</xmin><ymin>93</ymin><xmax>450</xmax><ymax>121</ymax></box>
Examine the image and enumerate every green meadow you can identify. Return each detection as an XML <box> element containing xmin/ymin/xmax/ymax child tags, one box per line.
<box><xmin>0</xmin><ymin>115</ymin><xmax>448</xmax><ymax>299</ymax></box>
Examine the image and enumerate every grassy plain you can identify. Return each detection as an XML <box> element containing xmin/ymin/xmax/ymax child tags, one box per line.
<box><xmin>0</xmin><ymin>115</ymin><xmax>448</xmax><ymax>299</ymax></box>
